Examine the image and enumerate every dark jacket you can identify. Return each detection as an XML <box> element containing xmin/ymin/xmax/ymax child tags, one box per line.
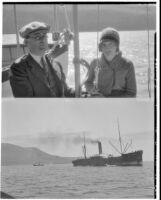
<box><xmin>10</xmin><ymin>54</ymin><xmax>74</xmax><ymax>97</ymax></box>
<box><xmin>85</xmin><ymin>53</ymin><xmax>137</xmax><ymax>97</ymax></box>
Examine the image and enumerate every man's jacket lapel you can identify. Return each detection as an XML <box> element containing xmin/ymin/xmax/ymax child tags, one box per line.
<box><xmin>26</xmin><ymin>54</ymin><xmax>49</xmax><ymax>87</ymax></box>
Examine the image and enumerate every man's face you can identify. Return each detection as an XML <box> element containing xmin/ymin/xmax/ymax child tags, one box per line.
<box><xmin>26</xmin><ymin>31</ymin><xmax>48</xmax><ymax>55</ymax></box>
<box><xmin>101</xmin><ymin>39</ymin><xmax>118</xmax><ymax>61</ymax></box>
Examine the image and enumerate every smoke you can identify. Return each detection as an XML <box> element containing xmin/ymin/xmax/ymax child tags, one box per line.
<box><xmin>5</xmin><ymin>130</ymin><xmax>102</xmax><ymax>149</ymax></box>
<box><xmin>22</xmin><ymin>131</ymin><xmax>102</xmax><ymax>153</ymax></box>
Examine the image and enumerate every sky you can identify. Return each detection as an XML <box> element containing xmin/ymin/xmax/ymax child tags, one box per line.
<box><xmin>1</xmin><ymin>99</ymin><xmax>154</xmax><ymax>161</ymax></box>
<box><xmin>2</xmin><ymin>2</ymin><xmax>156</xmax><ymax>34</ymax></box>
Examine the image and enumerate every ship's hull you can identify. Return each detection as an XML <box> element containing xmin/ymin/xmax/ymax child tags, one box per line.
<box><xmin>72</xmin><ymin>156</ymin><xmax>107</xmax><ymax>167</ymax></box>
<box><xmin>107</xmin><ymin>150</ymin><xmax>143</xmax><ymax>166</ymax></box>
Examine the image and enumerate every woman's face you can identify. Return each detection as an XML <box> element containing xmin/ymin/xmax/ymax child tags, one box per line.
<box><xmin>101</xmin><ymin>40</ymin><xmax>118</xmax><ymax>61</ymax></box>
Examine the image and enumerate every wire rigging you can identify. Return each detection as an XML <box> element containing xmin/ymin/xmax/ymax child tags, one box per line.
<box><xmin>63</xmin><ymin>5</ymin><xmax>71</xmax><ymax>31</ymax></box>
<box><xmin>53</xmin><ymin>5</ymin><xmax>59</xmax><ymax>32</ymax></box>
<box><xmin>13</xmin><ymin>5</ymin><xmax>20</xmax><ymax>57</ymax></box>
<box><xmin>96</xmin><ymin>4</ymin><xmax>100</xmax><ymax>63</ymax></box>
<box><xmin>95</xmin><ymin>4</ymin><xmax>100</xmax><ymax>90</ymax></box>
<box><xmin>146</xmin><ymin>4</ymin><xmax>151</xmax><ymax>98</ymax></box>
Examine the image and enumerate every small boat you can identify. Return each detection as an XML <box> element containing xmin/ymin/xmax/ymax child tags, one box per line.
<box><xmin>107</xmin><ymin>119</ymin><xmax>143</xmax><ymax>166</ymax></box>
<box><xmin>72</xmin><ymin>136</ymin><xmax>107</xmax><ymax>167</ymax></box>
<box><xmin>33</xmin><ymin>162</ymin><xmax>44</xmax><ymax>166</ymax></box>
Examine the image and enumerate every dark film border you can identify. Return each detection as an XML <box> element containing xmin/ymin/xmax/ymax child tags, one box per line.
<box><xmin>2</xmin><ymin>1</ymin><xmax>158</xmax><ymax>198</ymax></box>
<box><xmin>3</xmin><ymin>1</ymin><xmax>157</xmax><ymax>5</ymax></box>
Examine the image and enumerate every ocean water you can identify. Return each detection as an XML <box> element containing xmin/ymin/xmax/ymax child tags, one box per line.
<box><xmin>1</xmin><ymin>162</ymin><xmax>154</xmax><ymax>199</ymax></box>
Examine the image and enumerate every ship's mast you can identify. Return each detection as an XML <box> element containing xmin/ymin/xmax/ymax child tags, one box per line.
<box><xmin>109</xmin><ymin>119</ymin><xmax>133</xmax><ymax>155</ymax></box>
<box><xmin>117</xmin><ymin>118</ymin><xmax>123</xmax><ymax>154</ymax></box>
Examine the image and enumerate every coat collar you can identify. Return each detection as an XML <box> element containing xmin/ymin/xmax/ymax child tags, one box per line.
<box><xmin>100</xmin><ymin>52</ymin><xmax>122</xmax><ymax>70</ymax></box>
<box><xmin>26</xmin><ymin>53</ymin><xmax>49</xmax><ymax>87</ymax></box>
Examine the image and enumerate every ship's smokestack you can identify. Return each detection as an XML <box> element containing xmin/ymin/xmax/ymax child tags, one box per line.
<box><xmin>82</xmin><ymin>145</ymin><xmax>87</xmax><ymax>159</ymax></box>
<box><xmin>98</xmin><ymin>141</ymin><xmax>102</xmax><ymax>154</ymax></box>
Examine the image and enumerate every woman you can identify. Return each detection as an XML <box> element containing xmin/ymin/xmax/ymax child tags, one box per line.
<box><xmin>78</xmin><ymin>27</ymin><xmax>137</xmax><ymax>97</ymax></box>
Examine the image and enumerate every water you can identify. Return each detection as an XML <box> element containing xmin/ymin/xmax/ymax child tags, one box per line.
<box><xmin>1</xmin><ymin>162</ymin><xmax>154</xmax><ymax>199</ymax></box>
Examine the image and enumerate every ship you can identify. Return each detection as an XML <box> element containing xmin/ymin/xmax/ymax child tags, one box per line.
<box><xmin>72</xmin><ymin>136</ymin><xmax>107</xmax><ymax>167</ymax></box>
<box><xmin>106</xmin><ymin>119</ymin><xmax>143</xmax><ymax>166</ymax></box>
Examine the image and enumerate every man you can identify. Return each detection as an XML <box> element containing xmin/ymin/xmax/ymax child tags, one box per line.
<box><xmin>10</xmin><ymin>21</ymin><xmax>74</xmax><ymax>97</ymax></box>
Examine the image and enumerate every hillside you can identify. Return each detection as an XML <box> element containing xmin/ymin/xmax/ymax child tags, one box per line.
<box><xmin>3</xmin><ymin>3</ymin><xmax>156</xmax><ymax>34</ymax></box>
<box><xmin>1</xmin><ymin>143</ymin><xmax>74</xmax><ymax>166</ymax></box>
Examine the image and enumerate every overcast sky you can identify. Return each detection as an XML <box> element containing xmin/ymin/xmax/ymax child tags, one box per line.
<box><xmin>2</xmin><ymin>99</ymin><xmax>154</xmax><ymax>161</ymax></box>
<box><xmin>3</xmin><ymin>3</ymin><xmax>156</xmax><ymax>34</ymax></box>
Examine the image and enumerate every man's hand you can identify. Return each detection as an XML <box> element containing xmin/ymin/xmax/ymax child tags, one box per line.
<box><xmin>60</xmin><ymin>29</ymin><xmax>74</xmax><ymax>46</ymax></box>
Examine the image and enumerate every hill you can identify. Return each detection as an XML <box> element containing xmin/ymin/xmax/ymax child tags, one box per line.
<box><xmin>3</xmin><ymin>4</ymin><xmax>156</xmax><ymax>33</ymax></box>
<box><xmin>1</xmin><ymin>143</ymin><xmax>74</xmax><ymax>166</ymax></box>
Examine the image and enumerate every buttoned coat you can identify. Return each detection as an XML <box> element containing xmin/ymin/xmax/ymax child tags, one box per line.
<box><xmin>10</xmin><ymin>54</ymin><xmax>73</xmax><ymax>97</ymax></box>
<box><xmin>85</xmin><ymin>53</ymin><xmax>137</xmax><ymax>97</ymax></box>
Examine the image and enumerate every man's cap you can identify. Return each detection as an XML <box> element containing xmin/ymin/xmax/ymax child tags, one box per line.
<box><xmin>19</xmin><ymin>21</ymin><xmax>50</xmax><ymax>38</ymax></box>
<box><xmin>100</xmin><ymin>27</ymin><xmax>120</xmax><ymax>45</ymax></box>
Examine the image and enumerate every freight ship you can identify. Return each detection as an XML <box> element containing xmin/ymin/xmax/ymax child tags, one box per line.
<box><xmin>72</xmin><ymin>136</ymin><xmax>107</xmax><ymax>166</ymax></box>
<box><xmin>106</xmin><ymin>119</ymin><xmax>143</xmax><ymax>166</ymax></box>
<box><xmin>107</xmin><ymin>150</ymin><xmax>143</xmax><ymax>166</ymax></box>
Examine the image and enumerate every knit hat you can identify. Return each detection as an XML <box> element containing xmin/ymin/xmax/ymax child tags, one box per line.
<box><xmin>19</xmin><ymin>21</ymin><xmax>50</xmax><ymax>39</ymax></box>
<box><xmin>100</xmin><ymin>27</ymin><xmax>120</xmax><ymax>45</ymax></box>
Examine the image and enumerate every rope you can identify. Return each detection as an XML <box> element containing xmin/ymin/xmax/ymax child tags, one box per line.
<box><xmin>13</xmin><ymin>4</ymin><xmax>20</xmax><ymax>58</ymax></box>
<box><xmin>53</xmin><ymin>5</ymin><xmax>56</xmax><ymax>32</ymax></box>
<box><xmin>52</xmin><ymin>4</ymin><xmax>61</xmax><ymax>43</ymax></box>
<box><xmin>54</xmin><ymin>5</ymin><xmax>59</xmax><ymax>32</ymax></box>
<box><xmin>63</xmin><ymin>5</ymin><xmax>71</xmax><ymax>31</ymax></box>
<box><xmin>96</xmin><ymin>4</ymin><xmax>100</xmax><ymax>63</ymax></box>
<box><xmin>95</xmin><ymin>4</ymin><xmax>100</xmax><ymax>90</ymax></box>
<box><xmin>53</xmin><ymin>4</ymin><xmax>59</xmax><ymax>32</ymax></box>
<box><xmin>72</xmin><ymin>4</ymin><xmax>81</xmax><ymax>97</ymax></box>
<box><xmin>146</xmin><ymin>4</ymin><xmax>151</xmax><ymax>98</ymax></box>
